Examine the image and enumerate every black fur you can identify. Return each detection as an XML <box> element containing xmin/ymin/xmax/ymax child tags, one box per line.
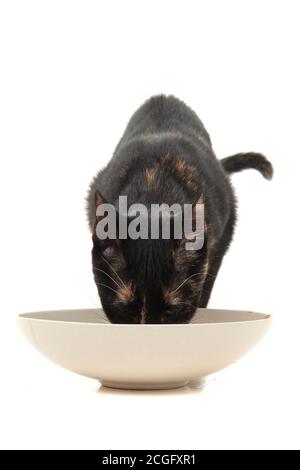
<box><xmin>221</xmin><ymin>152</ymin><xmax>273</xmax><ymax>179</ymax></box>
<box><xmin>87</xmin><ymin>95</ymin><xmax>273</xmax><ymax>324</ymax></box>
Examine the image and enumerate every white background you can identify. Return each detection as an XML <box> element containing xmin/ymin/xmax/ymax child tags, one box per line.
<box><xmin>0</xmin><ymin>0</ymin><xmax>299</xmax><ymax>450</ymax></box>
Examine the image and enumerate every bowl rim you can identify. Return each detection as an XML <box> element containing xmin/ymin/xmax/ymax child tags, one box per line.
<box><xmin>17</xmin><ymin>308</ymin><xmax>272</xmax><ymax>327</ymax></box>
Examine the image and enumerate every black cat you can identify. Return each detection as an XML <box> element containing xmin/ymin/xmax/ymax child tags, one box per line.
<box><xmin>87</xmin><ymin>95</ymin><xmax>273</xmax><ymax>324</ymax></box>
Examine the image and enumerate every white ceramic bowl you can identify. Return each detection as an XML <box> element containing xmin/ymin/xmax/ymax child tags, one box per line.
<box><xmin>18</xmin><ymin>308</ymin><xmax>271</xmax><ymax>390</ymax></box>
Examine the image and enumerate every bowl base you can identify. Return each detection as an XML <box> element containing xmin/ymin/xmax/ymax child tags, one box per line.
<box><xmin>100</xmin><ymin>380</ymin><xmax>189</xmax><ymax>390</ymax></box>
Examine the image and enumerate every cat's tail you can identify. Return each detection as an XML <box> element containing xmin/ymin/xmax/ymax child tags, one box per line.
<box><xmin>221</xmin><ymin>152</ymin><xmax>273</xmax><ymax>180</ymax></box>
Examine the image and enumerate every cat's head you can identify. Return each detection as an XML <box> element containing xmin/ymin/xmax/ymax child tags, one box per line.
<box><xmin>91</xmin><ymin>191</ymin><xmax>208</xmax><ymax>324</ymax></box>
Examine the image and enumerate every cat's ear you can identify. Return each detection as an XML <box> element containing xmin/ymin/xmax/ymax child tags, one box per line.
<box><xmin>94</xmin><ymin>189</ymin><xmax>107</xmax><ymax>225</ymax></box>
<box><xmin>95</xmin><ymin>190</ymin><xmax>106</xmax><ymax>220</ymax></box>
<box><xmin>93</xmin><ymin>190</ymin><xmax>119</xmax><ymax>254</ymax></box>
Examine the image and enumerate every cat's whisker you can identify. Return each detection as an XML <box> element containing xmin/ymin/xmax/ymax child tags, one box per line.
<box><xmin>95</xmin><ymin>308</ymin><xmax>111</xmax><ymax>323</ymax></box>
<box><xmin>96</xmin><ymin>282</ymin><xmax>120</xmax><ymax>296</ymax></box>
<box><xmin>86</xmin><ymin>298</ymin><xmax>111</xmax><ymax>323</ymax></box>
<box><xmin>171</xmin><ymin>272</ymin><xmax>203</xmax><ymax>294</ymax></box>
<box><xmin>205</xmin><ymin>273</ymin><xmax>216</xmax><ymax>279</ymax></box>
<box><xmin>88</xmin><ymin>296</ymin><xmax>101</xmax><ymax>309</ymax></box>
<box><xmin>93</xmin><ymin>266</ymin><xmax>122</xmax><ymax>289</ymax></box>
<box><xmin>95</xmin><ymin>314</ymin><xmax>111</xmax><ymax>324</ymax></box>
<box><xmin>97</xmin><ymin>314</ymin><xmax>111</xmax><ymax>324</ymax></box>
<box><xmin>99</xmin><ymin>254</ymin><xmax>127</xmax><ymax>289</ymax></box>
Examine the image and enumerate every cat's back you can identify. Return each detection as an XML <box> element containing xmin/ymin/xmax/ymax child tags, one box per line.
<box><xmin>87</xmin><ymin>95</ymin><xmax>230</xmax><ymax>229</ymax></box>
<box><xmin>120</xmin><ymin>95</ymin><xmax>211</xmax><ymax>146</ymax></box>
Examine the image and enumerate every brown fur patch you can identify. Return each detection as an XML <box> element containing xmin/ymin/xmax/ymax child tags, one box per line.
<box><xmin>205</xmin><ymin>224</ymin><xmax>216</xmax><ymax>253</ymax></box>
<box><xmin>172</xmin><ymin>157</ymin><xmax>198</xmax><ymax>194</ymax></box>
<box><xmin>202</xmin><ymin>259</ymin><xmax>210</xmax><ymax>278</ymax></box>
<box><xmin>140</xmin><ymin>308</ymin><xmax>146</xmax><ymax>324</ymax></box>
<box><xmin>145</xmin><ymin>167</ymin><xmax>156</xmax><ymax>185</ymax></box>
<box><xmin>164</xmin><ymin>288</ymin><xmax>181</xmax><ymax>306</ymax></box>
<box><xmin>161</xmin><ymin>152</ymin><xmax>171</xmax><ymax>165</ymax></box>
<box><xmin>139</xmin><ymin>295</ymin><xmax>146</xmax><ymax>324</ymax></box>
<box><xmin>185</xmin><ymin>181</ymin><xmax>198</xmax><ymax>192</ymax></box>
<box><xmin>183</xmin><ymin>163</ymin><xmax>198</xmax><ymax>192</ymax></box>
<box><xmin>207</xmin><ymin>236</ymin><xmax>216</xmax><ymax>252</ymax></box>
<box><xmin>159</xmin><ymin>153</ymin><xmax>199</xmax><ymax>196</ymax></box>
<box><xmin>116</xmin><ymin>283</ymin><xmax>134</xmax><ymax>303</ymax></box>
<box><xmin>186</xmin><ymin>164</ymin><xmax>197</xmax><ymax>178</ymax></box>
<box><xmin>175</xmin><ymin>157</ymin><xmax>186</xmax><ymax>175</ymax></box>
